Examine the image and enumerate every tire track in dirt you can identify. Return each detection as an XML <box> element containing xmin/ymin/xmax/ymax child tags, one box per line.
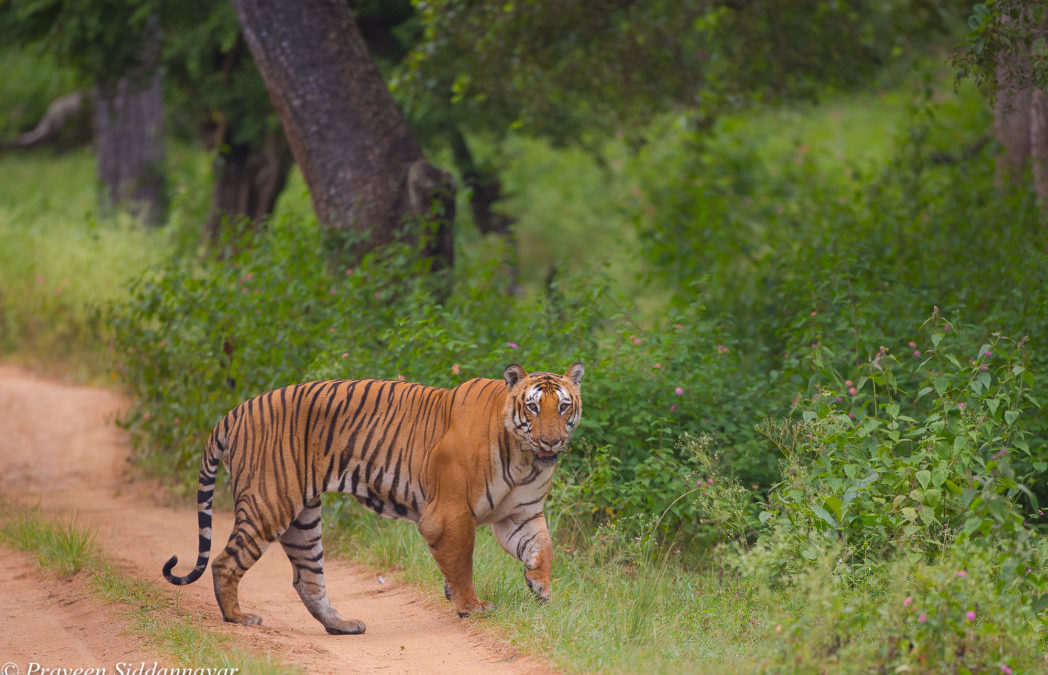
<box><xmin>0</xmin><ymin>366</ymin><xmax>551</xmax><ymax>674</ymax></box>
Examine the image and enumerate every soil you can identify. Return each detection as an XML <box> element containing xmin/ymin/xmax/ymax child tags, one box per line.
<box><xmin>0</xmin><ymin>366</ymin><xmax>552</xmax><ymax>674</ymax></box>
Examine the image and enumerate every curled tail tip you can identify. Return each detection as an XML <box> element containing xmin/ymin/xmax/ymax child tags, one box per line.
<box><xmin>162</xmin><ymin>554</ymin><xmax>203</xmax><ymax>586</ymax></box>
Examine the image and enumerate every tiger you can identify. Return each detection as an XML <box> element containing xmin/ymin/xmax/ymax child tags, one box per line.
<box><xmin>162</xmin><ymin>362</ymin><xmax>584</xmax><ymax>635</ymax></box>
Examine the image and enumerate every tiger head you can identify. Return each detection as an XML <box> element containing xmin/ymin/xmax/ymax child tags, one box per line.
<box><xmin>503</xmin><ymin>363</ymin><xmax>584</xmax><ymax>466</ymax></box>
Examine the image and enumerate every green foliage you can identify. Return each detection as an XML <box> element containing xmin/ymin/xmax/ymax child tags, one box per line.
<box><xmin>0</xmin><ymin>149</ymin><xmax>171</xmax><ymax>379</ymax></box>
<box><xmin>0</xmin><ymin>45</ymin><xmax>81</xmax><ymax>138</ymax></box>
<box><xmin>0</xmin><ymin>0</ymin><xmax>162</xmax><ymax>85</ymax></box>
<box><xmin>952</xmin><ymin>0</ymin><xmax>1048</xmax><ymax>98</ymax></box>
<box><xmin>400</xmin><ymin>0</ymin><xmax>963</xmax><ymax>140</ymax></box>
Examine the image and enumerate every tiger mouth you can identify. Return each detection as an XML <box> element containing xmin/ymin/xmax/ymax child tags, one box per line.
<box><xmin>534</xmin><ymin>449</ymin><xmax>559</xmax><ymax>464</ymax></box>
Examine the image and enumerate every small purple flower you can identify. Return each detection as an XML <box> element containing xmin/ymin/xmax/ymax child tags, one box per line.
<box><xmin>965</xmin><ymin>610</ymin><xmax>976</xmax><ymax>622</ymax></box>
<box><xmin>674</xmin><ymin>387</ymin><xmax>684</xmax><ymax>396</ymax></box>
<box><xmin>507</xmin><ymin>342</ymin><xmax>519</xmax><ymax>349</ymax></box>
<box><xmin>957</xmin><ymin>402</ymin><xmax>966</xmax><ymax>410</ymax></box>
<box><xmin>913</xmin><ymin>350</ymin><xmax>921</xmax><ymax>357</ymax></box>
<box><xmin>848</xmin><ymin>386</ymin><xmax>857</xmax><ymax>396</ymax></box>
<box><xmin>908</xmin><ymin>341</ymin><xmax>917</xmax><ymax>348</ymax></box>
<box><xmin>917</xmin><ymin>612</ymin><xmax>927</xmax><ymax>623</ymax></box>
<box><xmin>632</xmin><ymin>337</ymin><xmax>642</xmax><ymax>345</ymax></box>
<box><xmin>956</xmin><ymin>570</ymin><xmax>967</xmax><ymax>578</ymax></box>
<box><xmin>1001</xmin><ymin>665</ymin><xmax>1013</xmax><ymax>675</ymax></box>
<box><xmin>903</xmin><ymin>596</ymin><xmax>912</xmax><ymax>607</ymax></box>
<box><xmin>984</xmin><ymin>350</ymin><xmax>992</xmax><ymax>357</ymax></box>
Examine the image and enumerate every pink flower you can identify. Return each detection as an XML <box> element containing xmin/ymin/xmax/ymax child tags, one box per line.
<box><xmin>848</xmin><ymin>387</ymin><xmax>857</xmax><ymax>396</ymax></box>
<box><xmin>810</xmin><ymin>310</ymin><xmax>817</xmax><ymax>317</ymax></box>
<box><xmin>451</xmin><ymin>364</ymin><xmax>460</xmax><ymax>375</ymax></box>
<box><xmin>245</xmin><ymin>272</ymin><xmax>254</xmax><ymax>281</ymax></box>
<box><xmin>848</xmin><ymin>412</ymin><xmax>855</xmax><ymax>419</ymax></box>
<box><xmin>341</xmin><ymin>353</ymin><xmax>348</xmax><ymax>359</ymax></box>
<box><xmin>507</xmin><ymin>342</ymin><xmax>519</xmax><ymax>349</ymax></box>
<box><xmin>670</xmin><ymin>404</ymin><xmax>678</xmax><ymax>412</ymax></box>
<box><xmin>330</xmin><ymin>287</ymin><xmax>337</xmax><ymax>295</ymax></box>
<box><xmin>845</xmin><ymin>380</ymin><xmax>853</xmax><ymax>387</ymax></box>
<box><xmin>917</xmin><ymin>612</ymin><xmax>927</xmax><ymax>623</ymax></box>
<box><xmin>674</xmin><ymin>387</ymin><xmax>684</xmax><ymax>396</ymax></box>
<box><xmin>345</xmin><ymin>268</ymin><xmax>353</xmax><ymax>275</ymax></box>
<box><xmin>903</xmin><ymin>596</ymin><xmax>913</xmax><ymax>607</ymax></box>
<box><xmin>674</xmin><ymin>324</ymin><xmax>683</xmax><ymax>330</ymax></box>
<box><xmin>913</xmin><ymin>350</ymin><xmax>920</xmax><ymax>357</ymax></box>
<box><xmin>958</xmin><ymin>402</ymin><xmax>966</xmax><ymax>410</ymax></box>
<box><xmin>706</xmin><ymin>478</ymin><xmax>714</xmax><ymax>486</ymax></box>
<box><xmin>143</xmin><ymin>412</ymin><xmax>151</xmax><ymax>420</ymax></box>
<box><xmin>965</xmin><ymin>610</ymin><xmax>976</xmax><ymax>622</ymax></box>
<box><xmin>908</xmin><ymin>341</ymin><xmax>916</xmax><ymax>348</ymax></box>
<box><xmin>979</xmin><ymin>363</ymin><xmax>988</xmax><ymax>371</ymax></box>
<box><xmin>984</xmin><ymin>350</ymin><xmax>992</xmax><ymax>357</ymax></box>
<box><xmin>653</xmin><ymin>363</ymin><xmax>661</xmax><ymax>369</ymax></box>
<box><xmin>397</xmin><ymin>374</ymin><xmax>405</xmax><ymax>381</ymax></box>
<box><xmin>173</xmin><ymin>417</ymin><xmax>180</xmax><ymax>425</ymax></box>
<box><xmin>633</xmin><ymin>338</ymin><xmax>642</xmax><ymax>345</ymax></box>
<box><xmin>330</xmin><ymin>327</ymin><xmax>336</xmax><ymax>333</ymax></box>
<box><xmin>944</xmin><ymin>324</ymin><xmax>952</xmax><ymax>331</ymax></box>
<box><xmin>1001</xmin><ymin>665</ymin><xmax>1013</xmax><ymax>675</ymax></box>
<box><xmin>752</xmin><ymin>484</ymin><xmax>759</xmax><ymax>490</ymax></box>
<box><xmin>956</xmin><ymin>570</ymin><xmax>967</xmax><ymax>578</ymax></box>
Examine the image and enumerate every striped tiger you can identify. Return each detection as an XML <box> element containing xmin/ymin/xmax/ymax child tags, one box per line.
<box><xmin>162</xmin><ymin>363</ymin><xmax>584</xmax><ymax>634</ymax></box>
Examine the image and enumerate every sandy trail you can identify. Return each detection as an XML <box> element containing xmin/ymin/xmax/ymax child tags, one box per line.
<box><xmin>0</xmin><ymin>366</ymin><xmax>550</xmax><ymax>674</ymax></box>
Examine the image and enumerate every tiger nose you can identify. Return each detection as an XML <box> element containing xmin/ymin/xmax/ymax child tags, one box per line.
<box><xmin>538</xmin><ymin>435</ymin><xmax>565</xmax><ymax>449</ymax></box>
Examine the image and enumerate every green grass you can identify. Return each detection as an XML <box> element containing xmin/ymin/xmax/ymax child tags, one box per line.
<box><xmin>0</xmin><ymin>149</ymin><xmax>172</xmax><ymax>381</ymax></box>
<box><xmin>0</xmin><ymin>507</ymin><xmax>297</xmax><ymax>674</ymax></box>
<box><xmin>325</xmin><ymin>501</ymin><xmax>777</xmax><ymax>673</ymax></box>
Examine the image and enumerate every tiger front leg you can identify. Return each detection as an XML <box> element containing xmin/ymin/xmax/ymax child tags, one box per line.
<box><xmin>418</xmin><ymin>504</ymin><xmax>490</xmax><ymax>617</ymax></box>
<box><xmin>493</xmin><ymin>513</ymin><xmax>553</xmax><ymax>602</ymax></box>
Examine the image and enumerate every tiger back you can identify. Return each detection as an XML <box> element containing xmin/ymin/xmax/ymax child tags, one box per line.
<box><xmin>162</xmin><ymin>362</ymin><xmax>583</xmax><ymax>634</ymax></box>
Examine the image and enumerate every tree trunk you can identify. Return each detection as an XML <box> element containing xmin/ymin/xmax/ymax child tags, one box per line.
<box><xmin>449</xmin><ymin>129</ymin><xmax>521</xmax><ymax>295</ymax></box>
<box><xmin>206</xmin><ymin>128</ymin><xmax>294</xmax><ymax>243</ymax></box>
<box><xmin>93</xmin><ymin>47</ymin><xmax>166</xmax><ymax>226</ymax></box>
<box><xmin>229</xmin><ymin>0</ymin><xmax>454</xmax><ymax>267</ymax></box>
<box><xmin>1031</xmin><ymin>88</ymin><xmax>1048</xmax><ymax>206</ymax></box>
<box><xmin>994</xmin><ymin>67</ymin><xmax>1031</xmax><ymax>188</ymax></box>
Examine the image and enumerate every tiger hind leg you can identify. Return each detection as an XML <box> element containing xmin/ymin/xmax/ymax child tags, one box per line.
<box><xmin>211</xmin><ymin>516</ymin><xmax>275</xmax><ymax>626</ymax></box>
<box><xmin>279</xmin><ymin>499</ymin><xmax>365</xmax><ymax>635</ymax></box>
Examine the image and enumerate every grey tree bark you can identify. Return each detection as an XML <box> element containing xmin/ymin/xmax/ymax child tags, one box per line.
<box><xmin>229</xmin><ymin>0</ymin><xmax>455</xmax><ymax>268</ymax></box>
<box><xmin>93</xmin><ymin>52</ymin><xmax>166</xmax><ymax>226</ymax></box>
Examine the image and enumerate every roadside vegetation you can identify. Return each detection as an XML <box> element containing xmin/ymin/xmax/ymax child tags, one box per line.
<box><xmin>0</xmin><ymin>507</ymin><xmax>297</xmax><ymax>674</ymax></box>
<box><xmin>1</xmin><ymin>30</ymin><xmax>1046</xmax><ymax>675</ymax></box>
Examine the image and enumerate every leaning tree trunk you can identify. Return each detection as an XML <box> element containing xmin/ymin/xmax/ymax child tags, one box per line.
<box><xmin>206</xmin><ymin>127</ymin><xmax>294</xmax><ymax>243</ymax></box>
<box><xmin>93</xmin><ymin>48</ymin><xmax>166</xmax><ymax>226</ymax></box>
<box><xmin>230</xmin><ymin>0</ymin><xmax>455</xmax><ymax>269</ymax></box>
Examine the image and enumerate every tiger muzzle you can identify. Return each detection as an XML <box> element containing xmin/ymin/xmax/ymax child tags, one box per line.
<box><xmin>534</xmin><ymin>437</ymin><xmax>565</xmax><ymax>464</ymax></box>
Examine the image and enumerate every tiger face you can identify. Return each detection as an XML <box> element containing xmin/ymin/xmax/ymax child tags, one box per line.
<box><xmin>503</xmin><ymin>363</ymin><xmax>584</xmax><ymax>465</ymax></box>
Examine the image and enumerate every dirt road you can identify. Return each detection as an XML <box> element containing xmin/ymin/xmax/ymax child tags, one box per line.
<box><xmin>0</xmin><ymin>366</ymin><xmax>550</xmax><ymax>674</ymax></box>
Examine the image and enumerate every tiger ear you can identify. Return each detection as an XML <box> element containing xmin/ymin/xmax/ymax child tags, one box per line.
<box><xmin>504</xmin><ymin>364</ymin><xmax>527</xmax><ymax>389</ymax></box>
<box><xmin>565</xmin><ymin>362</ymin><xmax>584</xmax><ymax>386</ymax></box>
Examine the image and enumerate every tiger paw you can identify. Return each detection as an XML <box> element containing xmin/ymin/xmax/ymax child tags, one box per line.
<box><xmin>454</xmin><ymin>599</ymin><xmax>493</xmax><ymax>618</ymax></box>
<box><xmin>323</xmin><ymin>618</ymin><xmax>366</xmax><ymax>635</ymax></box>
<box><xmin>225</xmin><ymin>612</ymin><xmax>263</xmax><ymax>626</ymax></box>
